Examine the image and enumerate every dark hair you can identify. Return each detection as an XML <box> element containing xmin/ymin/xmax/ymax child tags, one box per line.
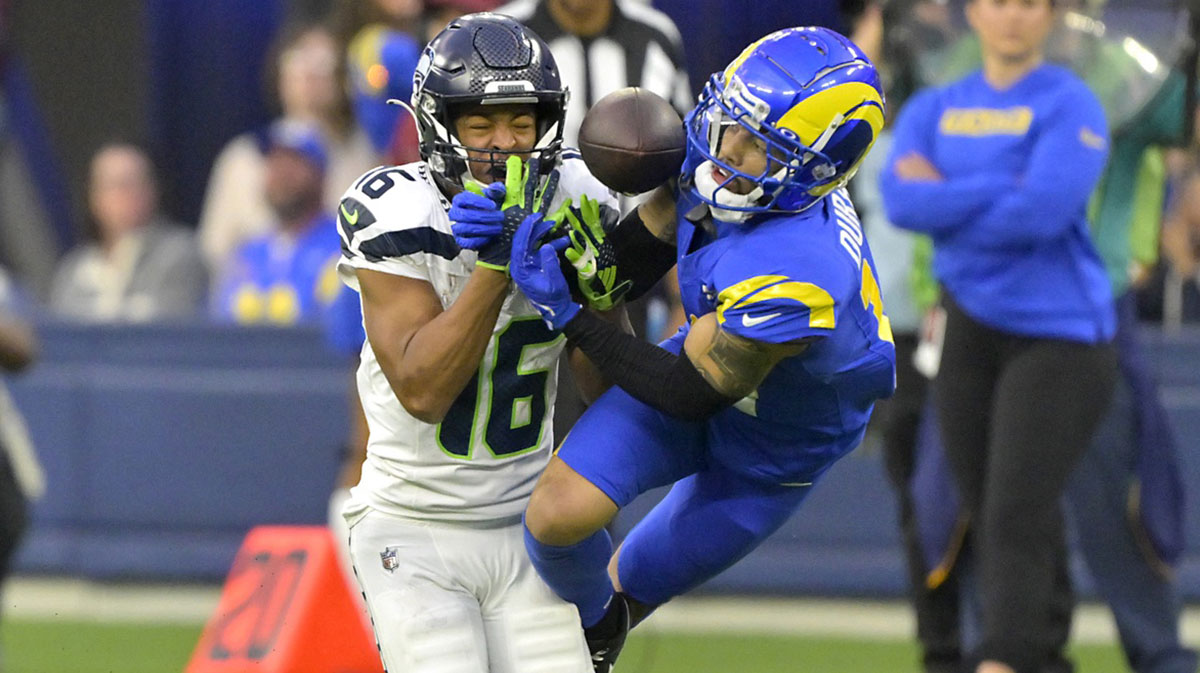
<box><xmin>261</xmin><ymin>20</ymin><xmax>355</xmax><ymax>138</ymax></box>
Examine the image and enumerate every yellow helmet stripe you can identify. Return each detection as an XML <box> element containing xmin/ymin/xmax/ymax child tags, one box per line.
<box><xmin>776</xmin><ymin>81</ymin><xmax>884</xmax><ymax>147</ymax></box>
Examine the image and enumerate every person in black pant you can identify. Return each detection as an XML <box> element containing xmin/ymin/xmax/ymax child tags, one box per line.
<box><xmin>881</xmin><ymin>332</ymin><xmax>965</xmax><ymax>673</ymax></box>
<box><xmin>0</xmin><ymin>266</ymin><xmax>40</xmax><ymax>666</ymax></box>
<box><xmin>880</xmin><ymin>1</ymin><xmax>1119</xmax><ymax>671</ymax></box>
<box><xmin>935</xmin><ymin>296</ymin><xmax>1116</xmax><ymax>673</ymax></box>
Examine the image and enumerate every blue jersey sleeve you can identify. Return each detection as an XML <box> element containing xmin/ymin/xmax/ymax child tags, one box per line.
<box><xmin>880</xmin><ymin>87</ymin><xmax>1013</xmax><ymax>237</ymax></box>
<box><xmin>954</xmin><ymin>82</ymin><xmax>1109</xmax><ymax>250</ymax></box>
<box><xmin>322</xmin><ymin>285</ymin><xmax>366</xmax><ymax>358</ymax></box>
<box><xmin>712</xmin><ymin>259</ymin><xmax>841</xmax><ymax>344</ymax></box>
<box><xmin>349</xmin><ymin>27</ymin><xmax>421</xmax><ymax>152</ymax></box>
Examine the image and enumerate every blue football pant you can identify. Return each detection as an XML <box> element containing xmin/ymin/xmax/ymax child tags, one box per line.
<box><xmin>553</xmin><ymin>384</ymin><xmax>814</xmax><ymax>608</ymax></box>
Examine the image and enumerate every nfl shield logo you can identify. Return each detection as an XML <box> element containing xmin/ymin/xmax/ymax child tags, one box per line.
<box><xmin>380</xmin><ymin>547</ymin><xmax>399</xmax><ymax>572</ymax></box>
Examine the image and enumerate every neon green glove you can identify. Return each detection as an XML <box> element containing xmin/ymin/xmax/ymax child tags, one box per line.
<box><xmin>471</xmin><ymin>155</ymin><xmax>562</xmax><ymax>272</ymax></box>
<box><xmin>562</xmin><ymin>195</ymin><xmax>632</xmax><ymax>311</ymax></box>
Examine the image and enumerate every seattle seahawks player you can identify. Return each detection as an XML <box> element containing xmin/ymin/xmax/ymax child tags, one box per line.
<box><xmin>335</xmin><ymin>13</ymin><xmax>617</xmax><ymax>673</ymax></box>
<box><xmin>506</xmin><ymin>27</ymin><xmax>896</xmax><ymax>672</ymax></box>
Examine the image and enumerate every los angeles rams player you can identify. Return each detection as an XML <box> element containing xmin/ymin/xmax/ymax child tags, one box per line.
<box><xmin>505</xmin><ymin>27</ymin><xmax>896</xmax><ymax>671</ymax></box>
<box><xmin>335</xmin><ymin>13</ymin><xmax>616</xmax><ymax>673</ymax></box>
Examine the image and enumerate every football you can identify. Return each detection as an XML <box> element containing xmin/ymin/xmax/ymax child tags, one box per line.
<box><xmin>578</xmin><ymin>87</ymin><xmax>686</xmax><ymax>195</ymax></box>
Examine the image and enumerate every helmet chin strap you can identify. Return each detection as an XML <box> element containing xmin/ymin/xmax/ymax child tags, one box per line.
<box><xmin>692</xmin><ymin>160</ymin><xmax>789</xmax><ymax>224</ymax></box>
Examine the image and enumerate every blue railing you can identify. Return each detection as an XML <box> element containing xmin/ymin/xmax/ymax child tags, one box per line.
<box><xmin>11</xmin><ymin>322</ymin><xmax>1200</xmax><ymax>598</ymax></box>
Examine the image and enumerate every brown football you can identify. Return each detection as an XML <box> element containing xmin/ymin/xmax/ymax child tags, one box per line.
<box><xmin>578</xmin><ymin>87</ymin><xmax>686</xmax><ymax>195</ymax></box>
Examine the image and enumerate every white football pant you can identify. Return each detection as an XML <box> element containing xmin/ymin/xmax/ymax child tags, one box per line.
<box><xmin>347</xmin><ymin>507</ymin><xmax>590</xmax><ymax>673</ymax></box>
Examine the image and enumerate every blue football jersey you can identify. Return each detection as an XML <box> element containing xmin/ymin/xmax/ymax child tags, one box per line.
<box><xmin>674</xmin><ymin>188</ymin><xmax>896</xmax><ymax>483</ymax></box>
<box><xmin>212</xmin><ymin>213</ymin><xmax>343</xmax><ymax>326</ymax></box>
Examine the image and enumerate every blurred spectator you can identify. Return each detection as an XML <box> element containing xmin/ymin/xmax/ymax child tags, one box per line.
<box><xmin>1161</xmin><ymin>107</ymin><xmax>1200</xmax><ymax>322</ymax></box>
<box><xmin>0</xmin><ymin>90</ymin><xmax>60</xmax><ymax>302</ymax></box>
<box><xmin>880</xmin><ymin>1</ymin><xmax>1118</xmax><ymax>672</ymax></box>
<box><xmin>880</xmin><ymin>5</ymin><xmax>1198</xmax><ymax>671</ymax></box>
<box><xmin>0</xmin><ymin>264</ymin><xmax>39</xmax><ymax>669</ymax></box>
<box><xmin>198</xmin><ymin>21</ymin><xmax>377</xmax><ymax>275</ymax></box>
<box><xmin>337</xmin><ymin>0</ymin><xmax>425</xmax><ymax>162</ymax></box>
<box><xmin>211</xmin><ymin>120</ymin><xmax>342</xmax><ymax>325</ymax></box>
<box><xmin>49</xmin><ymin>142</ymin><xmax>207</xmax><ymax>322</ymax></box>
<box><xmin>1066</xmin><ymin>48</ymin><xmax>1196</xmax><ymax>672</ymax></box>
<box><xmin>846</xmin><ymin>5</ymin><xmax>957</xmax><ymax>672</ymax></box>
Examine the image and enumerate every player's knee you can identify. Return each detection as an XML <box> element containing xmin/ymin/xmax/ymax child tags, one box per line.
<box><xmin>526</xmin><ymin>458</ymin><xmax>615</xmax><ymax>546</ymax></box>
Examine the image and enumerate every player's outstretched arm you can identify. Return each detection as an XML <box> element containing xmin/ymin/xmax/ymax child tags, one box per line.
<box><xmin>512</xmin><ymin>211</ymin><xmax>807</xmax><ymax>420</ymax></box>
<box><xmin>681</xmin><ymin>313</ymin><xmax>806</xmax><ymax>400</ymax></box>
<box><xmin>635</xmin><ymin>183</ymin><xmax>678</xmax><ymax>243</ymax></box>
<box><xmin>565</xmin><ymin>306</ymin><xmax>633</xmax><ymax>405</ymax></box>
<box><xmin>357</xmin><ymin>266</ymin><xmax>509</xmax><ymax>423</ymax></box>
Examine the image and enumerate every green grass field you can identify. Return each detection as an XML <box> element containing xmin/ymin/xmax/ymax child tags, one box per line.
<box><xmin>0</xmin><ymin>618</ymin><xmax>1129</xmax><ymax>673</ymax></box>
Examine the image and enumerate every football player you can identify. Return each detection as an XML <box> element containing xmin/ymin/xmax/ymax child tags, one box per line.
<box><xmin>504</xmin><ymin>27</ymin><xmax>896</xmax><ymax>672</ymax></box>
<box><xmin>335</xmin><ymin>13</ymin><xmax>618</xmax><ymax>673</ymax></box>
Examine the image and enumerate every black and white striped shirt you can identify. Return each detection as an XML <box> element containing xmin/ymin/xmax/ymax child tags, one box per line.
<box><xmin>497</xmin><ymin>0</ymin><xmax>692</xmax><ymax>148</ymax></box>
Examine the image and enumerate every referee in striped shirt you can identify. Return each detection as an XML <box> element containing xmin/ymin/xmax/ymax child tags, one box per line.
<box><xmin>496</xmin><ymin>0</ymin><xmax>692</xmax><ymax>147</ymax></box>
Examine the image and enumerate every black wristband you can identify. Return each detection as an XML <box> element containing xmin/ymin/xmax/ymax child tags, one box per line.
<box><xmin>563</xmin><ymin>310</ymin><xmax>739</xmax><ymax>421</ymax></box>
<box><xmin>608</xmin><ymin>208</ymin><xmax>677</xmax><ymax>302</ymax></box>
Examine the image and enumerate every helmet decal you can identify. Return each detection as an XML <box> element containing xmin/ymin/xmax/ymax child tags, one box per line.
<box><xmin>683</xmin><ymin>26</ymin><xmax>885</xmax><ymax>222</ymax></box>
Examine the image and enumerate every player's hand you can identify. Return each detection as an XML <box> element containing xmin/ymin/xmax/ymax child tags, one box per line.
<box><xmin>449</xmin><ymin>182</ymin><xmax>506</xmax><ymax>251</ymax></box>
<box><xmin>511</xmin><ymin>212</ymin><xmax>580</xmax><ymax>330</ymax></box>
<box><xmin>563</xmin><ymin>194</ymin><xmax>632</xmax><ymax>311</ymax></box>
<box><xmin>473</xmin><ymin>156</ymin><xmax>564</xmax><ymax>272</ymax></box>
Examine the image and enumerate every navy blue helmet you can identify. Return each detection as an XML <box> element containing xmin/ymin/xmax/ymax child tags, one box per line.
<box><xmin>411</xmin><ymin>13</ymin><xmax>568</xmax><ymax>188</ymax></box>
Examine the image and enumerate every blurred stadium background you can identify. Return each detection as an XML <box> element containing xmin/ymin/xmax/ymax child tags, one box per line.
<box><xmin>1</xmin><ymin>0</ymin><xmax>1200</xmax><ymax>671</ymax></box>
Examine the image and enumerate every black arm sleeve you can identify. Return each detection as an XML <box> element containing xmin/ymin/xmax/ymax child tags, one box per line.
<box><xmin>562</xmin><ymin>310</ymin><xmax>739</xmax><ymax>421</ymax></box>
<box><xmin>608</xmin><ymin>207</ymin><xmax>678</xmax><ymax>302</ymax></box>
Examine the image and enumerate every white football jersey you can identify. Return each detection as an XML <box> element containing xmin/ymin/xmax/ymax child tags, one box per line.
<box><xmin>337</xmin><ymin>155</ymin><xmax>617</xmax><ymax>524</ymax></box>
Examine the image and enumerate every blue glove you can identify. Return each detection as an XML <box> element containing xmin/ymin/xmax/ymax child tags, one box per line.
<box><xmin>510</xmin><ymin>212</ymin><xmax>580</xmax><ymax>330</ymax></box>
<box><xmin>451</xmin><ymin>156</ymin><xmax>563</xmax><ymax>272</ymax></box>
<box><xmin>449</xmin><ymin>182</ymin><xmax>506</xmax><ymax>251</ymax></box>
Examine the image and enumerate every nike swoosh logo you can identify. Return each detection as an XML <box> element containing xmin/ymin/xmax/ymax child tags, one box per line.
<box><xmin>741</xmin><ymin>312</ymin><xmax>781</xmax><ymax>328</ymax></box>
<box><xmin>340</xmin><ymin>203</ymin><xmax>360</xmax><ymax>226</ymax></box>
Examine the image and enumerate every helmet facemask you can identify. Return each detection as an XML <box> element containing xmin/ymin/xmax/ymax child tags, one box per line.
<box><xmin>685</xmin><ymin>74</ymin><xmax>844</xmax><ymax>223</ymax></box>
<box><xmin>680</xmin><ymin>27</ymin><xmax>885</xmax><ymax>224</ymax></box>
<box><xmin>411</xmin><ymin>14</ymin><xmax>568</xmax><ymax>191</ymax></box>
<box><xmin>418</xmin><ymin>94</ymin><xmax>566</xmax><ymax>187</ymax></box>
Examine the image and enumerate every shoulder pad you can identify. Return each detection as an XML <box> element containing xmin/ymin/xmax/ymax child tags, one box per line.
<box><xmin>339</xmin><ymin>163</ymin><xmax>458</xmax><ymax>263</ymax></box>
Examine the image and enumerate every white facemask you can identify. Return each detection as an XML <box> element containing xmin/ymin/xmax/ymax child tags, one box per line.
<box><xmin>691</xmin><ymin>160</ymin><xmax>763</xmax><ymax>224</ymax></box>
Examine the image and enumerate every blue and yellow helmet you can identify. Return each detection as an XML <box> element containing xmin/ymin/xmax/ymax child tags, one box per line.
<box><xmin>683</xmin><ymin>27</ymin><xmax>885</xmax><ymax>221</ymax></box>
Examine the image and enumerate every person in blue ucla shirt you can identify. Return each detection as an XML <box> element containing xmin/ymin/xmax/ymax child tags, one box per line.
<box><xmin>212</xmin><ymin>120</ymin><xmax>343</xmax><ymax>325</ymax></box>
<box><xmin>880</xmin><ymin>1</ymin><xmax>1118</xmax><ymax>672</ymax></box>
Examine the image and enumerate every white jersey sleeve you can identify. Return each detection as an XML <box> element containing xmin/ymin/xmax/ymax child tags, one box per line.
<box><xmin>337</xmin><ymin>163</ymin><xmax>458</xmax><ymax>291</ymax></box>
<box><xmin>557</xmin><ymin>151</ymin><xmax>620</xmax><ymax>214</ymax></box>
